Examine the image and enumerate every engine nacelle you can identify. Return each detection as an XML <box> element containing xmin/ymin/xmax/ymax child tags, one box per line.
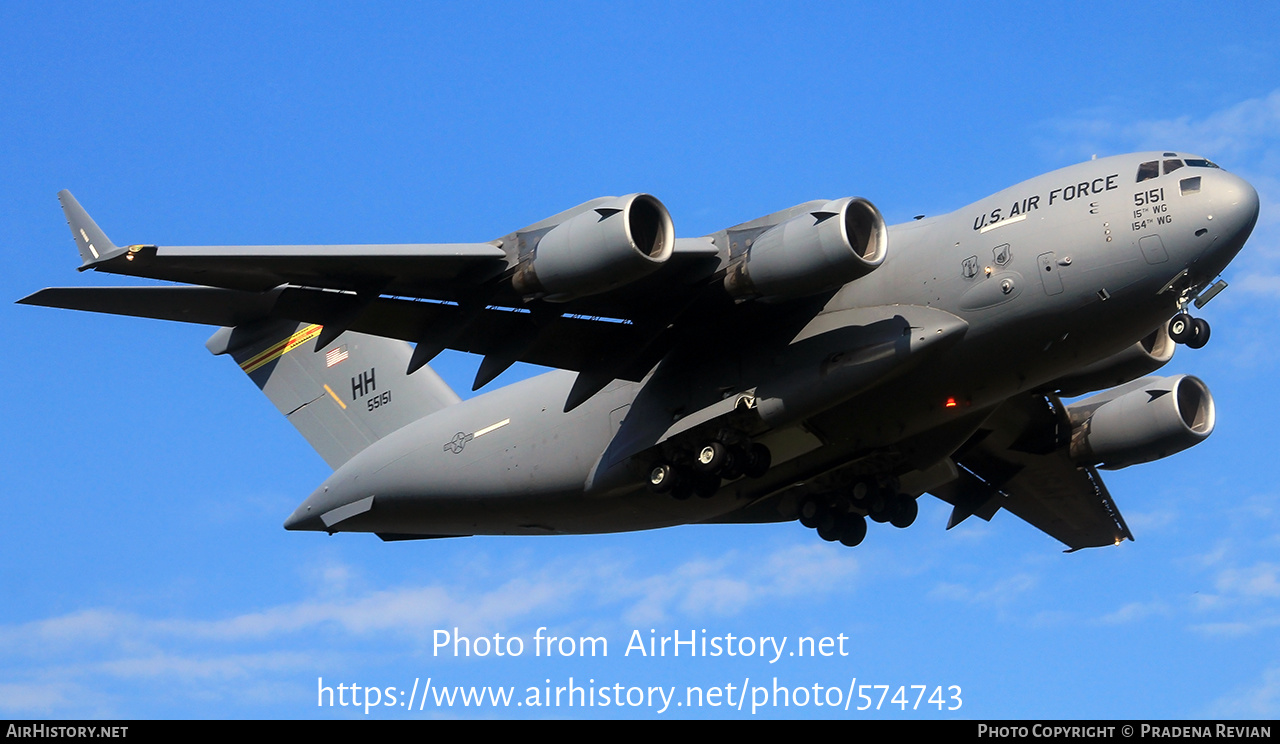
<box><xmin>512</xmin><ymin>193</ymin><xmax>674</xmax><ymax>302</ymax></box>
<box><xmin>1066</xmin><ymin>374</ymin><xmax>1215</xmax><ymax>470</ymax></box>
<box><xmin>1052</xmin><ymin>325</ymin><xmax>1176</xmax><ymax>398</ymax></box>
<box><xmin>724</xmin><ymin>197</ymin><xmax>887</xmax><ymax>300</ymax></box>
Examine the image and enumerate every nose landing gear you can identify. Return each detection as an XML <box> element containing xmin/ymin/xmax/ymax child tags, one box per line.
<box><xmin>1168</xmin><ymin>277</ymin><xmax>1227</xmax><ymax>350</ymax></box>
<box><xmin>1168</xmin><ymin>312</ymin><xmax>1210</xmax><ymax>349</ymax></box>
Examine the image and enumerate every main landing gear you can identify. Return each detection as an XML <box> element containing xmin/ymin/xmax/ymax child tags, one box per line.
<box><xmin>1168</xmin><ymin>312</ymin><xmax>1210</xmax><ymax>349</ymax></box>
<box><xmin>648</xmin><ymin>438</ymin><xmax>772</xmax><ymax>500</ymax></box>
<box><xmin>797</xmin><ymin>479</ymin><xmax>918</xmax><ymax>548</ymax></box>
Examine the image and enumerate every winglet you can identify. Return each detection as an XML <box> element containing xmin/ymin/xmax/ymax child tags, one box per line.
<box><xmin>58</xmin><ymin>190</ymin><xmax>123</xmax><ymax>270</ymax></box>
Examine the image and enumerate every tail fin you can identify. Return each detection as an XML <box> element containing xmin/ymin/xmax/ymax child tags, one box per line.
<box><xmin>58</xmin><ymin>190</ymin><xmax>125</xmax><ymax>268</ymax></box>
<box><xmin>207</xmin><ymin>320</ymin><xmax>461</xmax><ymax>468</ymax></box>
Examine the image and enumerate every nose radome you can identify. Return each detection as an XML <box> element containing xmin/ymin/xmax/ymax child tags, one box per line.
<box><xmin>1193</xmin><ymin>170</ymin><xmax>1260</xmax><ymax>277</ymax></box>
<box><xmin>1237</xmin><ymin>175</ymin><xmax>1260</xmax><ymax>226</ymax></box>
<box><xmin>1216</xmin><ymin>171</ymin><xmax>1261</xmax><ymax>232</ymax></box>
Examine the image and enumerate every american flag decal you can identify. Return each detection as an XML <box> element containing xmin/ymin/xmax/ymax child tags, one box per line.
<box><xmin>325</xmin><ymin>345</ymin><xmax>349</xmax><ymax>368</ymax></box>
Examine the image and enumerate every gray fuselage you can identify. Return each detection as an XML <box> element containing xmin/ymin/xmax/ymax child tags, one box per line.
<box><xmin>284</xmin><ymin>152</ymin><xmax>1258</xmax><ymax>537</ymax></box>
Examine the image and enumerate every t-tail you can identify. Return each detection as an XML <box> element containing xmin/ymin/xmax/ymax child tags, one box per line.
<box><xmin>206</xmin><ymin>320</ymin><xmax>461</xmax><ymax>469</ymax></box>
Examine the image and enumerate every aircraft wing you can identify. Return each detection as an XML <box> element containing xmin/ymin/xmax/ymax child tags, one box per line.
<box><xmin>932</xmin><ymin>393</ymin><xmax>1133</xmax><ymax>551</ymax></box>
<box><xmin>59</xmin><ymin>190</ymin><xmax>718</xmax><ymax>305</ymax></box>
<box><xmin>82</xmin><ymin>242</ymin><xmax>512</xmax><ymax>297</ymax></box>
<box><xmin>35</xmin><ymin>190</ymin><xmax>724</xmax><ymax>401</ymax></box>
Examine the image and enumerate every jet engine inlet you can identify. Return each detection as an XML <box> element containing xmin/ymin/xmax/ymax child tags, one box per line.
<box><xmin>512</xmin><ymin>193</ymin><xmax>674</xmax><ymax>301</ymax></box>
<box><xmin>725</xmin><ymin>196</ymin><xmax>887</xmax><ymax>300</ymax></box>
<box><xmin>1067</xmin><ymin>374</ymin><xmax>1215</xmax><ymax>469</ymax></box>
<box><xmin>1052</xmin><ymin>325</ymin><xmax>1177</xmax><ymax>397</ymax></box>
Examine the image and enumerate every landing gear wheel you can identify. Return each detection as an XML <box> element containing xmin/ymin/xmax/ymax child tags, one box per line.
<box><xmin>889</xmin><ymin>494</ymin><xmax>918</xmax><ymax>529</ymax></box>
<box><xmin>692</xmin><ymin>472</ymin><xmax>721</xmax><ymax>499</ymax></box>
<box><xmin>694</xmin><ymin>442</ymin><xmax>730</xmax><ymax>474</ymax></box>
<box><xmin>648</xmin><ymin>463</ymin><xmax>676</xmax><ymax>494</ymax></box>
<box><xmin>816</xmin><ymin>512</ymin><xmax>842</xmax><ymax>542</ymax></box>
<box><xmin>1169</xmin><ymin>313</ymin><xmax>1195</xmax><ymax>344</ymax></box>
<box><xmin>743</xmin><ymin>443</ymin><xmax>771</xmax><ymax>478</ymax></box>
<box><xmin>849</xmin><ymin>480</ymin><xmax>872</xmax><ymax>508</ymax></box>
<box><xmin>798</xmin><ymin>495</ymin><xmax>825</xmax><ymax>529</ymax></box>
<box><xmin>1187</xmin><ymin>317</ymin><xmax>1211</xmax><ymax>349</ymax></box>
<box><xmin>868</xmin><ymin>492</ymin><xmax>893</xmax><ymax>523</ymax></box>
<box><xmin>720</xmin><ymin>446</ymin><xmax>747</xmax><ymax>481</ymax></box>
<box><xmin>838</xmin><ymin>514</ymin><xmax>868</xmax><ymax>547</ymax></box>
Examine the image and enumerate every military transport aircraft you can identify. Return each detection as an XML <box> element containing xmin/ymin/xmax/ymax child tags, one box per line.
<box><xmin>20</xmin><ymin>152</ymin><xmax>1259</xmax><ymax>551</ymax></box>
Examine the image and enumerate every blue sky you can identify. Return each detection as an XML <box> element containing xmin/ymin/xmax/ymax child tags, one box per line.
<box><xmin>3</xmin><ymin>2</ymin><xmax>1279</xmax><ymax>719</ymax></box>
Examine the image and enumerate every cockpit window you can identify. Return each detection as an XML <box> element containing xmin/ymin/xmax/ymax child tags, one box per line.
<box><xmin>1163</xmin><ymin>159</ymin><xmax>1184</xmax><ymax>175</ymax></box>
<box><xmin>1185</xmin><ymin>158</ymin><xmax>1220</xmax><ymax>169</ymax></box>
<box><xmin>1180</xmin><ymin>176</ymin><xmax>1201</xmax><ymax>195</ymax></box>
<box><xmin>1136</xmin><ymin>161</ymin><xmax>1159</xmax><ymax>182</ymax></box>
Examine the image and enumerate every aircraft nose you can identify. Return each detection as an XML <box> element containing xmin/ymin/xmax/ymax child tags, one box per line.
<box><xmin>1216</xmin><ymin>171</ymin><xmax>1261</xmax><ymax>233</ymax></box>
<box><xmin>1192</xmin><ymin>170</ymin><xmax>1260</xmax><ymax>277</ymax></box>
<box><xmin>1238</xmin><ymin>178</ymin><xmax>1259</xmax><ymax>223</ymax></box>
<box><xmin>1208</xmin><ymin>167</ymin><xmax>1259</xmax><ymax>240</ymax></box>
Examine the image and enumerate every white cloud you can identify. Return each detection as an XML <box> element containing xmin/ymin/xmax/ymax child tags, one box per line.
<box><xmin>1121</xmin><ymin>508</ymin><xmax>1180</xmax><ymax>535</ymax></box>
<box><xmin>1207</xmin><ymin>664</ymin><xmax>1280</xmax><ymax>718</ymax></box>
<box><xmin>928</xmin><ymin>572</ymin><xmax>1037</xmax><ymax>607</ymax></box>
<box><xmin>96</xmin><ymin>650</ymin><xmax>316</xmax><ymax>681</ymax></box>
<box><xmin>0</xmin><ymin>540</ymin><xmax>860</xmax><ymax>714</ymax></box>
<box><xmin>1182</xmin><ymin>552</ymin><xmax>1280</xmax><ymax>636</ymax></box>
<box><xmin>1215</xmin><ymin>562</ymin><xmax>1280</xmax><ymax>600</ymax></box>
<box><xmin>0</xmin><ymin>682</ymin><xmax>77</xmax><ymax>715</ymax></box>
<box><xmin>605</xmin><ymin>542</ymin><xmax>859</xmax><ymax>625</ymax></box>
<box><xmin>1235</xmin><ymin>274</ymin><xmax>1280</xmax><ymax>297</ymax></box>
<box><xmin>1190</xmin><ymin>616</ymin><xmax>1280</xmax><ymax>638</ymax></box>
<box><xmin>1045</xmin><ymin>89</ymin><xmax>1280</xmax><ymax>168</ymax></box>
<box><xmin>1099</xmin><ymin>600</ymin><xmax>1171</xmax><ymax>625</ymax></box>
<box><xmin>1124</xmin><ymin>90</ymin><xmax>1280</xmax><ymax>165</ymax></box>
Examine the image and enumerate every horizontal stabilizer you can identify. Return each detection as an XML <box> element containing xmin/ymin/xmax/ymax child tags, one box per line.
<box><xmin>19</xmin><ymin>285</ymin><xmax>660</xmax><ymax>382</ymax></box>
<box><xmin>18</xmin><ymin>286</ymin><xmax>284</xmax><ymax>327</ymax></box>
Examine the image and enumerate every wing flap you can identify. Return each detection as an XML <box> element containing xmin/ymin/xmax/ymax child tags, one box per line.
<box><xmin>936</xmin><ymin>393</ymin><xmax>1132</xmax><ymax>551</ymax></box>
